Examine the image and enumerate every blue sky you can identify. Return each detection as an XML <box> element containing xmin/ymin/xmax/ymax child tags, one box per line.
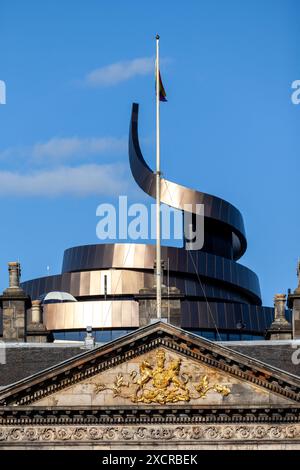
<box><xmin>0</xmin><ymin>0</ymin><xmax>299</xmax><ymax>305</ymax></box>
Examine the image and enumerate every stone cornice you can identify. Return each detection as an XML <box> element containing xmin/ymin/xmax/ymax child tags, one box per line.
<box><xmin>1</xmin><ymin>405</ymin><xmax>300</xmax><ymax>426</ymax></box>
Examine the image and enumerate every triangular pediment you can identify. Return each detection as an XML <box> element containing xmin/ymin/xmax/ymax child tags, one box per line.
<box><xmin>1</xmin><ymin>322</ymin><xmax>300</xmax><ymax>408</ymax></box>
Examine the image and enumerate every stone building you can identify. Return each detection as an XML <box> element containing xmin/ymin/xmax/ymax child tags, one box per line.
<box><xmin>0</xmin><ymin>239</ymin><xmax>299</xmax><ymax>450</ymax></box>
<box><xmin>1</xmin><ymin>320</ymin><xmax>300</xmax><ymax>449</ymax></box>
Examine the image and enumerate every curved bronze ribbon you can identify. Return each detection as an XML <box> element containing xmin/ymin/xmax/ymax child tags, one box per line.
<box><xmin>129</xmin><ymin>103</ymin><xmax>247</xmax><ymax>259</ymax></box>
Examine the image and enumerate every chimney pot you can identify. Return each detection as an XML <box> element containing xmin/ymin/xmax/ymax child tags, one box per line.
<box><xmin>8</xmin><ymin>262</ymin><xmax>21</xmax><ymax>288</ymax></box>
<box><xmin>31</xmin><ymin>300</ymin><xmax>42</xmax><ymax>324</ymax></box>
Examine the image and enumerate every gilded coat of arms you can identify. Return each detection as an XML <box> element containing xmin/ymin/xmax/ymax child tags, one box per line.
<box><xmin>94</xmin><ymin>349</ymin><xmax>230</xmax><ymax>404</ymax></box>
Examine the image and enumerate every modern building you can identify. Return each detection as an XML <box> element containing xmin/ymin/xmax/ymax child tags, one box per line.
<box><xmin>16</xmin><ymin>104</ymin><xmax>290</xmax><ymax>343</ymax></box>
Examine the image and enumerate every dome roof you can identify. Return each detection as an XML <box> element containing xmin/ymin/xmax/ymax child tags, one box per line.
<box><xmin>41</xmin><ymin>291</ymin><xmax>77</xmax><ymax>304</ymax></box>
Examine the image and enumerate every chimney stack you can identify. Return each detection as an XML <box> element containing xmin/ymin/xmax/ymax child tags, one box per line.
<box><xmin>26</xmin><ymin>299</ymin><xmax>50</xmax><ymax>343</ymax></box>
<box><xmin>0</xmin><ymin>262</ymin><xmax>30</xmax><ymax>342</ymax></box>
<box><xmin>288</xmin><ymin>261</ymin><xmax>300</xmax><ymax>339</ymax></box>
<box><xmin>265</xmin><ymin>293</ymin><xmax>292</xmax><ymax>340</ymax></box>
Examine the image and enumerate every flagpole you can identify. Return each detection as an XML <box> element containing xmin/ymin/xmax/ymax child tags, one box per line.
<box><xmin>155</xmin><ymin>33</ymin><xmax>162</xmax><ymax>320</ymax></box>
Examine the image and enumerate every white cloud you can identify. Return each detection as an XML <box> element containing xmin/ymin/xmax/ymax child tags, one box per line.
<box><xmin>0</xmin><ymin>164</ymin><xmax>128</xmax><ymax>197</ymax></box>
<box><xmin>84</xmin><ymin>57</ymin><xmax>154</xmax><ymax>87</ymax></box>
<box><xmin>0</xmin><ymin>136</ymin><xmax>126</xmax><ymax>162</ymax></box>
<box><xmin>0</xmin><ymin>135</ymin><xmax>130</xmax><ymax>197</ymax></box>
<box><xmin>31</xmin><ymin>136</ymin><xmax>126</xmax><ymax>160</ymax></box>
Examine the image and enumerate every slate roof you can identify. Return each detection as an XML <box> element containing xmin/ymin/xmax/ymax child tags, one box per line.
<box><xmin>0</xmin><ymin>343</ymin><xmax>83</xmax><ymax>387</ymax></box>
<box><xmin>223</xmin><ymin>341</ymin><xmax>300</xmax><ymax>376</ymax></box>
<box><xmin>1</xmin><ymin>333</ymin><xmax>300</xmax><ymax>389</ymax></box>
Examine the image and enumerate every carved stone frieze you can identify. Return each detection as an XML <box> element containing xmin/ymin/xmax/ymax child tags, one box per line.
<box><xmin>0</xmin><ymin>424</ymin><xmax>300</xmax><ymax>444</ymax></box>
